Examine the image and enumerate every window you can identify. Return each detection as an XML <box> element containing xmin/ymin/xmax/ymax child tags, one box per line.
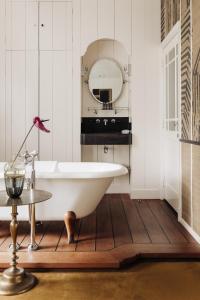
<box><xmin>164</xmin><ymin>41</ymin><xmax>179</xmax><ymax>133</ymax></box>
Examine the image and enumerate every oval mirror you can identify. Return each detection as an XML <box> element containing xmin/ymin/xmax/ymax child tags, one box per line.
<box><xmin>88</xmin><ymin>58</ymin><xmax>123</xmax><ymax>104</ymax></box>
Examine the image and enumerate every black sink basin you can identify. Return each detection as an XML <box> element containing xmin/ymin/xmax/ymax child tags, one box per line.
<box><xmin>81</xmin><ymin>117</ymin><xmax>132</xmax><ymax>145</ymax></box>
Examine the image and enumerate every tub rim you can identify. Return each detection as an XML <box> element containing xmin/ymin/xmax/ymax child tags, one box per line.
<box><xmin>0</xmin><ymin>162</ymin><xmax>128</xmax><ymax>179</ymax></box>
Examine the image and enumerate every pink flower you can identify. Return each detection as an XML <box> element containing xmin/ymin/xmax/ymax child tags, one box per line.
<box><xmin>33</xmin><ymin>117</ymin><xmax>50</xmax><ymax>133</ymax></box>
<box><xmin>11</xmin><ymin>116</ymin><xmax>50</xmax><ymax>165</ymax></box>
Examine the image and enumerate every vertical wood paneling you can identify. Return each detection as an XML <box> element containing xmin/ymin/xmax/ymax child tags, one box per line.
<box><xmin>5</xmin><ymin>1</ymin><xmax>12</xmax><ymax>50</ymax></box>
<box><xmin>39</xmin><ymin>2</ymin><xmax>53</xmax><ymax>50</ymax></box>
<box><xmin>82</xmin><ymin>145</ymin><xmax>98</xmax><ymax>162</ymax></box>
<box><xmin>115</xmin><ymin>0</ymin><xmax>132</xmax><ymax>55</ymax></box>
<box><xmin>38</xmin><ymin>0</ymin><xmax>72</xmax><ymax>2</ymax></box>
<box><xmin>114</xmin><ymin>145</ymin><xmax>129</xmax><ymax>185</ymax></box>
<box><xmin>26</xmin><ymin>1</ymin><xmax>38</xmax><ymax>51</ymax></box>
<box><xmin>39</xmin><ymin>2</ymin><xmax>73</xmax><ymax>161</ymax></box>
<box><xmin>72</xmin><ymin>0</ymin><xmax>81</xmax><ymax>161</ymax></box>
<box><xmin>144</xmin><ymin>0</ymin><xmax>161</xmax><ymax>189</ymax></box>
<box><xmin>6</xmin><ymin>1</ymin><xmax>26</xmax><ymax>50</ymax></box>
<box><xmin>131</xmin><ymin>0</ymin><xmax>145</xmax><ymax>189</ymax></box>
<box><xmin>0</xmin><ymin>0</ymin><xmax>6</xmax><ymax>160</ymax></box>
<box><xmin>5</xmin><ymin>52</ymin><xmax>12</xmax><ymax>160</ymax></box>
<box><xmin>53</xmin><ymin>2</ymin><xmax>72</xmax><ymax>50</ymax></box>
<box><xmin>80</xmin><ymin>0</ymin><xmax>98</xmax><ymax>55</ymax></box>
<box><xmin>98</xmin><ymin>0</ymin><xmax>114</xmax><ymax>39</ymax></box>
<box><xmin>52</xmin><ymin>51</ymin><xmax>72</xmax><ymax>161</ymax></box>
<box><xmin>11</xmin><ymin>52</ymin><xmax>26</xmax><ymax>157</ymax></box>
<box><xmin>1</xmin><ymin>0</ymin><xmax>75</xmax><ymax>162</ymax></box>
<box><xmin>4</xmin><ymin>1</ymin><xmax>39</xmax><ymax>159</ymax></box>
<box><xmin>25</xmin><ymin>51</ymin><xmax>38</xmax><ymax>151</ymax></box>
<box><xmin>97</xmin><ymin>145</ymin><xmax>114</xmax><ymax>163</ymax></box>
<box><xmin>39</xmin><ymin>51</ymin><xmax>53</xmax><ymax>160</ymax></box>
<box><xmin>0</xmin><ymin>0</ymin><xmax>5</xmax><ymax>50</ymax></box>
<box><xmin>0</xmin><ymin>51</ymin><xmax>5</xmax><ymax>159</ymax></box>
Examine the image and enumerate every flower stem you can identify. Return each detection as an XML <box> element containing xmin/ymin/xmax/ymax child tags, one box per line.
<box><xmin>11</xmin><ymin>124</ymin><xmax>35</xmax><ymax>166</ymax></box>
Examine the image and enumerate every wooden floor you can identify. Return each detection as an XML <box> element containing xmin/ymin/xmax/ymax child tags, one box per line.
<box><xmin>0</xmin><ymin>194</ymin><xmax>200</xmax><ymax>269</ymax></box>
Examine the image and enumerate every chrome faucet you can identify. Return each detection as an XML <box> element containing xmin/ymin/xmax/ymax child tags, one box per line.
<box><xmin>21</xmin><ymin>150</ymin><xmax>39</xmax><ymax>251</ymax></box>
<box><xmin>96</xmin><ymin>119</ymin><xmax>100</xmax><ymax>124</ymax></box>
<box><xmin>103</xmin><ymin>119</ymin><xmax>108</xmax><ymax>126</ymax></box>
<box><xmin>23</xmin><ymin>150</ymin><xmax>38</xmax><ymax>190</ymax></box>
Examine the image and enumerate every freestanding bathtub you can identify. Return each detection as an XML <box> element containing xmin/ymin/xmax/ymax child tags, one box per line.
<box><xmin>0</xmin><ymin>161</ymin><xmax>128</xmax><ymax>243</ymax></box>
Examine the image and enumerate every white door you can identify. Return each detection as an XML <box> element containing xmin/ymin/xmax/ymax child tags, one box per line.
<box><xmin>162</xmin><ymin>28</ymin><xmax>181</xmax><ymax>212</ymax></box>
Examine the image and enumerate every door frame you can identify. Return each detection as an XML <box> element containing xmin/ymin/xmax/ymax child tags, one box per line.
<box><xmin>161</xmin><ymin>22</ymin><xmax>181</xmax><ymax>217</ymax></box>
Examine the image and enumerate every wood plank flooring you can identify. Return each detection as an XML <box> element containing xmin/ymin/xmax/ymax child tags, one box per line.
<box><xmin>0</xmin><ymin>195</ymin><xmax>200</xmax><ymax>269</ymax></box>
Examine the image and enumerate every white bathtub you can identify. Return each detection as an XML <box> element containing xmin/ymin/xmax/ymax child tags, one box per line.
<box><xmin>0</xmin><ymin>161</ymin><xmax>128</xmax><ymax>220</ymax></box>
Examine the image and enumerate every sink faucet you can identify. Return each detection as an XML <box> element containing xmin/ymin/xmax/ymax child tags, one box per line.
<box><xmin>96</xmin><ymin>119</ymin><xmax>100</xmax><ymax>124</ymax></box>
<box><xmin>21</xmin><ymin>150</ymin><xmax>40</xmax><ymax>251</ymax></box>
<box><xmin>103</xmin><ymin>119</ymin><xmax>108</xmax><ymax>126</ymax></box>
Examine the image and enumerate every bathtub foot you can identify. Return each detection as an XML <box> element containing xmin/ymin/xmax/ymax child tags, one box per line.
<box><xmin>64</xmin><ymin>211</ymin><xmax>76</xmax><ymax>244</ymax></box>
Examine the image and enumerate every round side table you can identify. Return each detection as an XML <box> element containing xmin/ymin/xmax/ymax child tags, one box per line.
<box><xmin>0</xmin><ymin>189</ymin><xmax>52</xmax><ymax>296</ymax></box>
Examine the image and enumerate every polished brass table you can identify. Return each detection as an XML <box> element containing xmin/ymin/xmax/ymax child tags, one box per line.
<box><xmin>0</xmin><ymin>189</ymin><xmax>52</xmax><ymax>296</ymax></box>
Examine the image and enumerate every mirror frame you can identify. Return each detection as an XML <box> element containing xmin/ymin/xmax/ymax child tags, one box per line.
<box><xmin>88</xmin><ymin>58</ymin><xmax>124</xmax><ymax>104</ymax></box>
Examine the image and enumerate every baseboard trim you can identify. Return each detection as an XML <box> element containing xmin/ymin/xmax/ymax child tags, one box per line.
<box><xmin>107</xmin><ymin>184</ymin><xmax>130</xmax><ymax>194</ymax></box>
<box><xmin>179</xmin><ymin>217</ymin><xmax>200</xmax><ymax>244</ymax></box>
<box><xmin>130</xmin><ymin>189</ymin><xmax>161</xmax><ymax>199</ymax></box>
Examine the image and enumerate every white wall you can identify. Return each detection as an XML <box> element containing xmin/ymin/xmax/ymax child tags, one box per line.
<box><xmin>131</xmin><ymin>0</ymin><xmax>161</xmax><ymax>198</ymax></box>
<box><xmin>0</xmin><ymin>0</ymin><xmax>75</xmax><ymax>162</ymax></box>
<box><xmin>0</xmin><ymin>0</ymin><xmax>161</xmax><ymax>198</ymax></box>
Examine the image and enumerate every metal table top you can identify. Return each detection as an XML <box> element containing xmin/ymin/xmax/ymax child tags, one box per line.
<box><xmin>0</xmin><ymin>190</ymin><xmax>52</xmax><ymax>207</ymax></box>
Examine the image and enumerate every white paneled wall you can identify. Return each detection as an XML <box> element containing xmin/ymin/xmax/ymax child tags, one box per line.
<box><xmin>39</xmin><ymin>1</ymin><xmax>73</xmax><ymax>161</ymax></box>
<box><xmin>98</xmin><ymin>0</ymin><xmax>114</xmax><ymax>39</ymax></box>
<box><xmin>115</xmin><ymin>0</ymin><xmax>132</xmax><ymax>54</ymax></box>
<box><xmin>0</xmin><ymin>0</ymin><xmax>6</xmax><ymax>161</ymax></box>
<box><xmin>0</xmin><ymin>0</ymin><xmax>161</xmax><ymax>197</ymax></box>
<box><xmin>80</xmin><ymin>0</ymin><xmax>132</xmax><ymax>56</ymax></box>
<box><xmin>0</xmin><ymin>0</ymin><xmax>73</xmax><ymax>162</ymax></box>
<box><xmin>131</xmin><ymin>0</ymin><xmax>161</xmax><ymax>198</ymax></box>
<box><xmin>2</xmin><ymin>1</ymin><xmax>39</xmax><ymax>160</ymax></box>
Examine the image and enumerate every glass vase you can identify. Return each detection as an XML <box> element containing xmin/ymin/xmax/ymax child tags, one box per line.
<box><xmin>4</xmin><ymin>159</ymin><xmax>25</xmax><ymax>198</ymax></box>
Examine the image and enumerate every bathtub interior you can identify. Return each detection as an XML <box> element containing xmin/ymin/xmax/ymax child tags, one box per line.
<box><xmin>56</xmin><ymin>162</ymin><xmax>128</xmax><ymax>178</ymax></box>
<box><xmin>57</xmin><ymin>162</ymin><xmax>125</xmax><ymax>173</ymax></box>
<box><xmin>26</xmin><ymin>161</ymin><xmax>57</xmax><ymax>175</ymax></box>
<box><xmin>0</xmin><ymin>161</ymin><xmax>128</xmax><ymax>179</ymax></box>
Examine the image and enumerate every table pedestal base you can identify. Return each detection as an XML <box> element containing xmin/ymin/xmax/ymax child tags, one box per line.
<box><xmin>0</xmin><ymin>189</ymin><xmax>52</xmax><ymax>296</ymax></box>
<box><xmin>0</xmin><ymin>267</ymin><xmax>37</xmax><ymax>295</ymax></box>
<box><xmin>28</xmin><ymin>242</ymin><xmax>39</xmax><ymax>251</ymax></box>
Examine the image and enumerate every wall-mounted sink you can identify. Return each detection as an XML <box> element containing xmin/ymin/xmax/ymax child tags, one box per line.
<box><xmin>81</xmin><ymin>117</ymin><xmax>132</xmax><ymax>145</ymax></box>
